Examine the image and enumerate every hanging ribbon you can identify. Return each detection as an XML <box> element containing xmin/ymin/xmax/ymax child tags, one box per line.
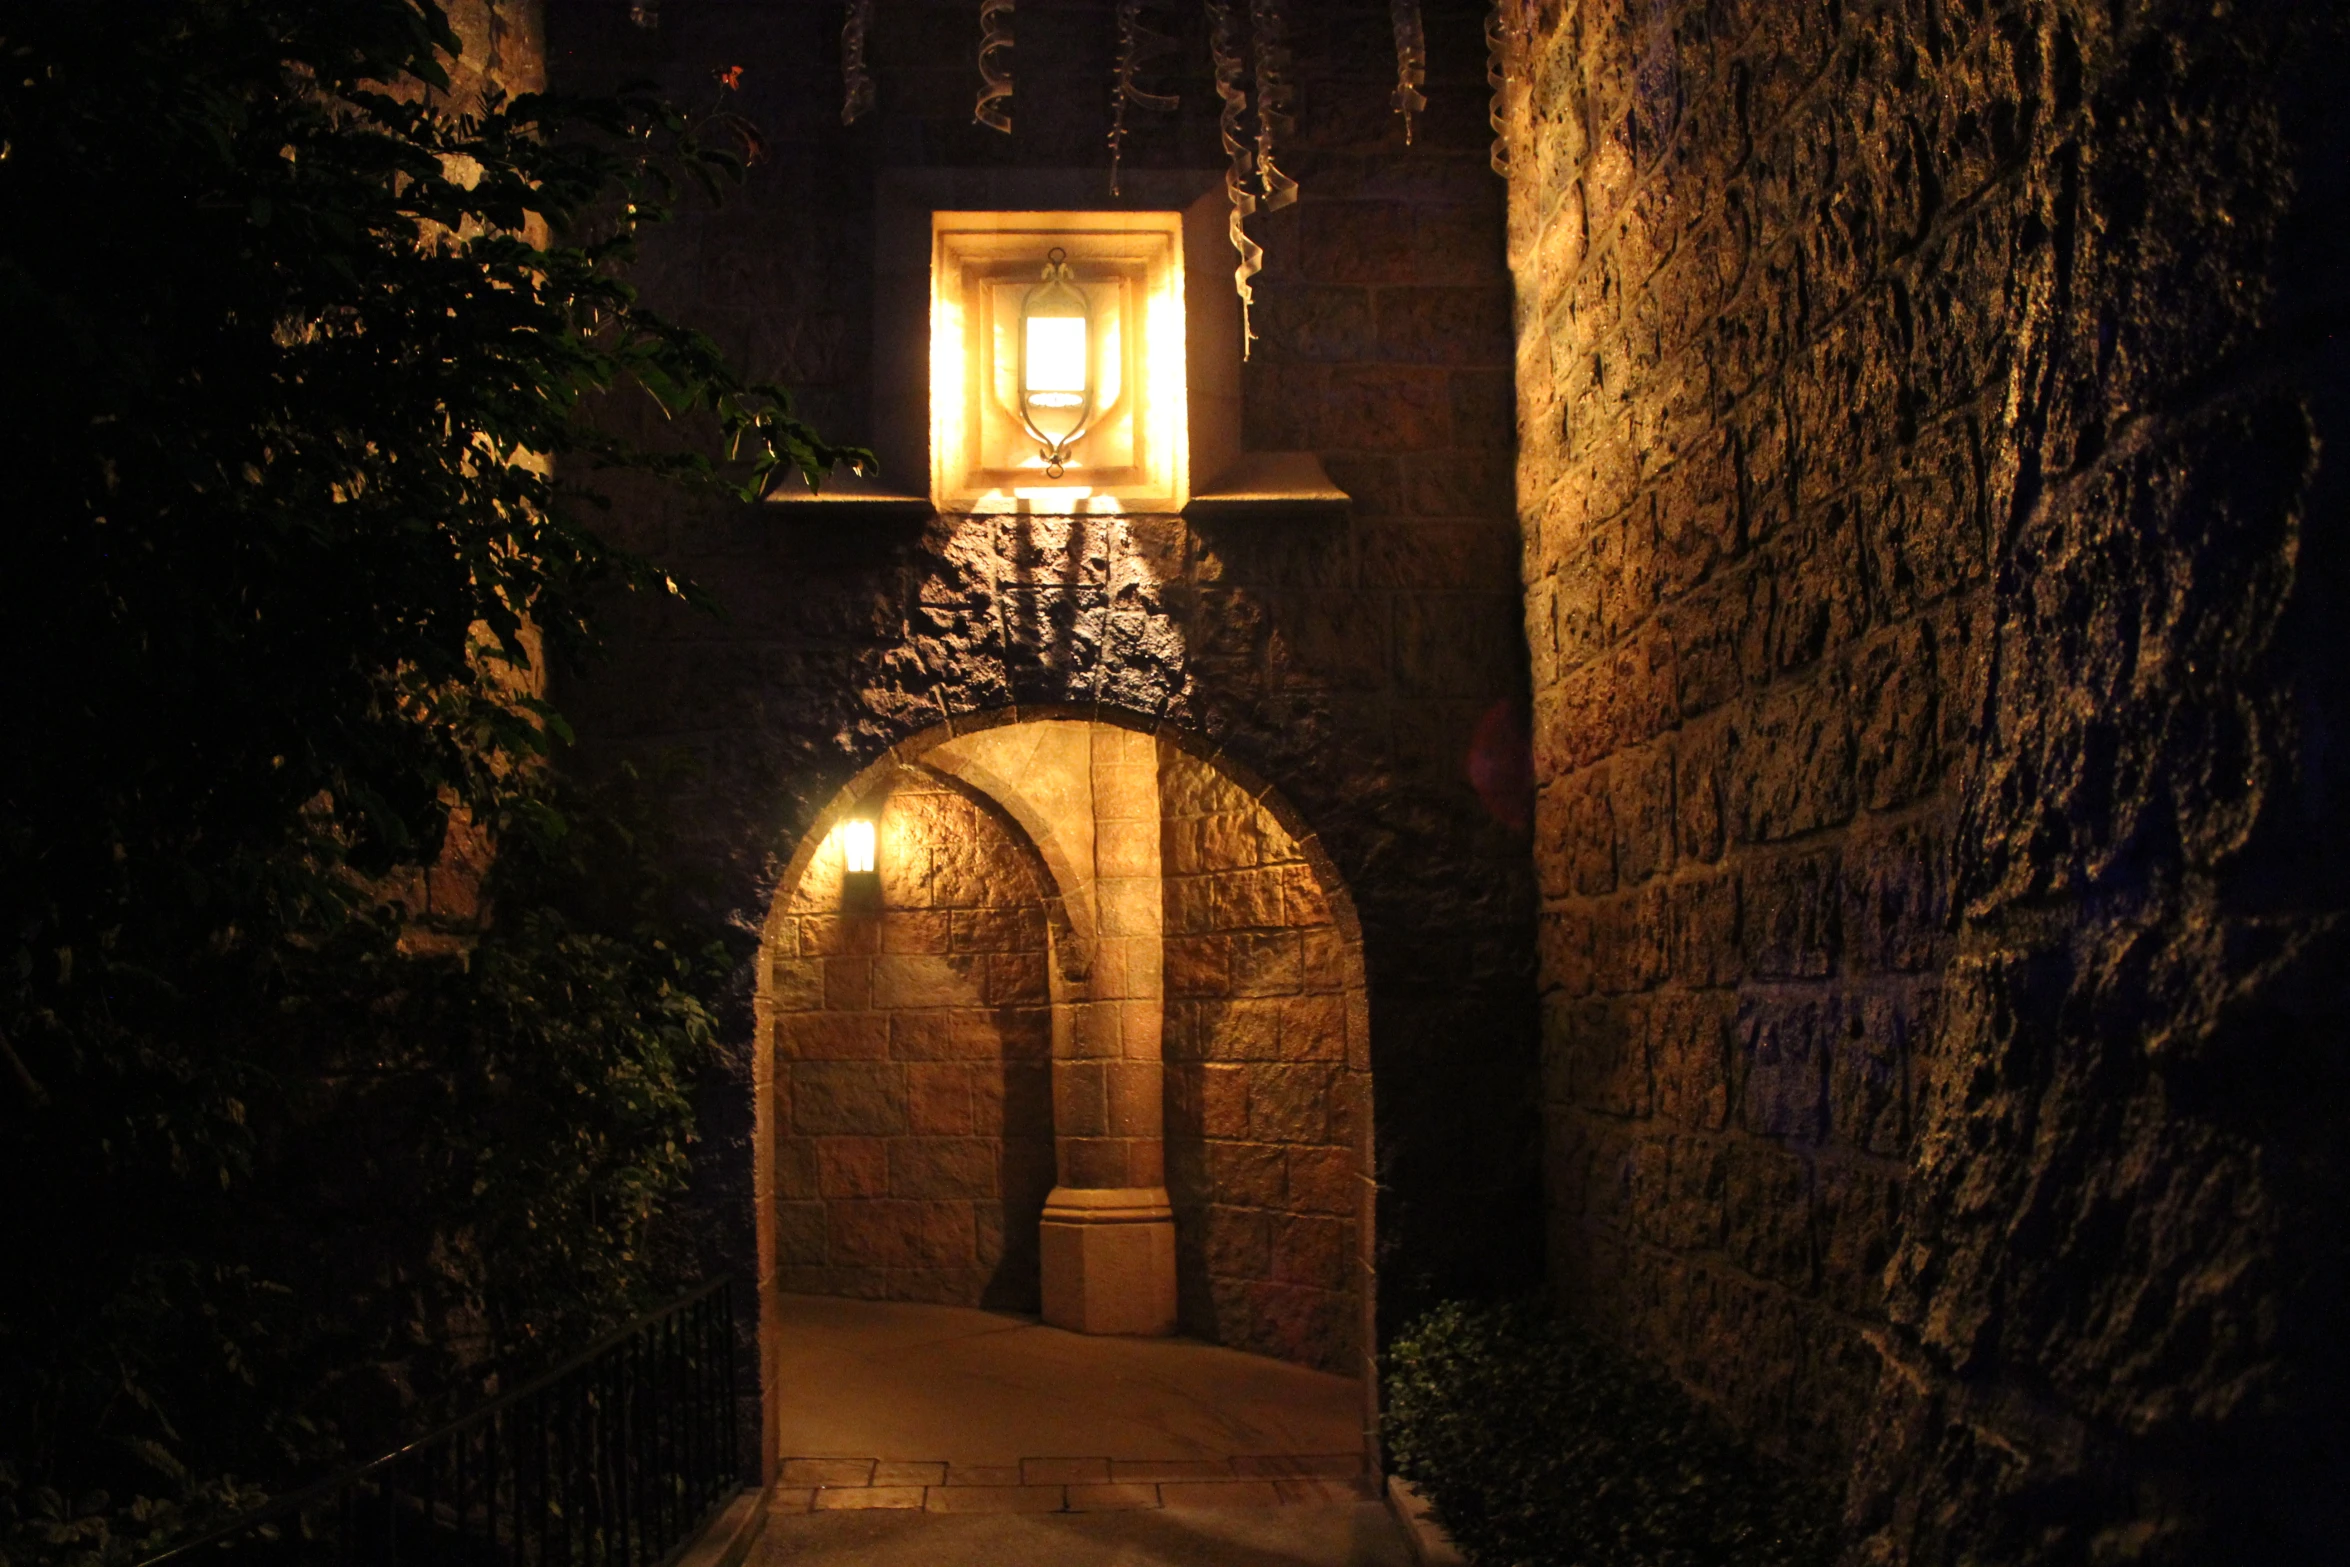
<box><xmin>1108</xmin><ymin>0</ymin><xmax>1182</xmax><ymax>196</ymax></box>
<box><xmin>842</xmin><ymin>0</ymin><xmax>876</xmax><ymax>124</ymax></box>
<box><xmin>1248</xmin><ymin>0</ymin><xmax>1297</xmax><ymax>212</ymax></box>
<box><xmin>1389</xmin><ymin>0</ymin><xmax>1426</xmax><ymax>145</ymax></box>
<box><xmin>976</xmin><ymin>0</ymin><xmax>1015</xmax><ymax>133</ymax></box>
<box><xmin>1204</xmin><ymin>0</ymin><xmax>1260</xmax><ymax>358</ymax></box>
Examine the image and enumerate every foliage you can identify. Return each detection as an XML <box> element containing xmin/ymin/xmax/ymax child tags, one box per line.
<box><xmin>0</xmin><ymin>3</ymin><xmax>856</xmax><ymax>1562</ymax></box>
<box><xmin>1384</xmin><ymin>1301</ymin><xmax>1840</xmax><ymax>1567</ymax></box>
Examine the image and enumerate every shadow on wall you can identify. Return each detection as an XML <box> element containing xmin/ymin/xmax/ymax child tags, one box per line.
<box><xmin>763</xmin><ymin>766</ymin><xmax>1059</xmax><ymax>1313</ymax></box>
<box><xmin>751</xmin><ymin>712</ymin><xmax>1376</xmax><ymax>1409</ymax></box>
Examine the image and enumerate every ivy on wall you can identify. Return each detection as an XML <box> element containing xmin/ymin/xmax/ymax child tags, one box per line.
<box><xmin>0</xmin><ymin>2</ymin><xmax>857</xmax><ymax>1560</ymax></box>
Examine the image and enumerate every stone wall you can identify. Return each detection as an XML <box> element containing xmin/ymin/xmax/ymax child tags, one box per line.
<box><xmin>1161</xmin><ymin>744</ymin><xmax>1370</xmax><ymax>1375</ymax></box>
<box><xmin>1508</xmin><ymin>0</ymin><xmax>2349</xmax><ymax>1560</ymax></box>
<box><xmin>764</xmin><ymin>769</ymin><xmax>1058</xmax><ymax>1308</ymax></box>
<box><xmin>547</xmin><ymin>0</ymin><xmax>1541</xmax><ymax>1335</ymax></box>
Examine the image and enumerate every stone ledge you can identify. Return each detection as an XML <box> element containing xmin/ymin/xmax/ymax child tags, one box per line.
<box><xmin>1384</xmin><ymin>1476</ymin><xmax>1467</xmax><ymax>1567</ymax></box>
<box><xmin>768</xmin><ymin>1450</ymin><xmax>1375</xmax><ymax>1516</ymax></box>
<box><xmin>673</xmin><ymin>1486</ymin><xmax>769</xmax><ymax>1567</ymax></box>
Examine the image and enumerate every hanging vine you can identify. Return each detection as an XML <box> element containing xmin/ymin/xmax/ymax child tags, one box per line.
<box><xmin>1204</xmin><ymin>0</ymin><xmax>1260</xmax><ymax>358</ymax></box>
<box><xmin>1248</xmin><ymin>0</ymin><xmax>1298</xmax><ymax>212</ymax></box>
<box><xmin>1389</xmin><ymin>0</ymin><xmax>1426</xmax><ymax>145</ymax></box>
<box><xmin>1485</xmin><ymin>0</ymin><xmax>1518</xmax><ymax>177</ymax></box>
<box><xmin>975</xmin><ymin>0</ymin><xmax>1015</xmax><ymax>133</ymax></box>
<box><xmin>1108</xmin><ymin>0</ymin><xmax>1182</xmax><ymax>196</ymax></box>
<box><xmin>841</xmin><ymin>0</ymin><xmax>876</xmax><ymax>124</ymax></box>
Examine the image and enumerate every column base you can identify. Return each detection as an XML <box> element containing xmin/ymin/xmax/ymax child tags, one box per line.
<box><xmin>1038</xmin><ymin>1186</ymin><xmax>1178</xmax><ymax>1337</ymax></box>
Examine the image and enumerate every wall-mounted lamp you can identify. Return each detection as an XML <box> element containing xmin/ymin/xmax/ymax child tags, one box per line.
<box><xmin>841</xmin><ymin>817</ymin><xmax>878</xmax><ymax>876</ymax></box>
<box><xmin>1016</xmin><ymin>248</ymin><xmax>1099</xmax><ymax>478</ymax></box>
<box><xmin>929</xmin><ymin>211</ymin><xmax>1184</xmax><ymax>512</ymax></box>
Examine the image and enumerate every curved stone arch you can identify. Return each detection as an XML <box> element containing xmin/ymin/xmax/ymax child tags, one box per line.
<box><xmin>752</xmin><ymin>702</ymin><xmax>1379</xmax><ymax>1481</ymax></box>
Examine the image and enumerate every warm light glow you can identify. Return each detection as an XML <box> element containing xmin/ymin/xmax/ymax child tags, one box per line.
<box><xmin>930</xmin><ymin>211</ymin><xmax>1187</xmax><ymax>511</ymax></box>
<box><xmin>841</xmin><ymin>818</ymin><xmax>877</xmax><ymax>875</ymax></box>
<box><xmin>1024</xmin><ymin>316</ymin><xmax>1088</xmax><ymax>398</ymax></box>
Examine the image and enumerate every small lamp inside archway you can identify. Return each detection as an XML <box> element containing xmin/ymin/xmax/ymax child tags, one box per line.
<box><xmin>839</xmin><ymin>815</ymin><xmax>881</xmax><ymax>912</ymax></box>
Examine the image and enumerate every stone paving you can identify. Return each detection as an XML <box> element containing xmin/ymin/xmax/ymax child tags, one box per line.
<box><xmin>752</xmin><ymin>1294</ymin><xmax>1400</xmax><ymax>1562</ymax></box>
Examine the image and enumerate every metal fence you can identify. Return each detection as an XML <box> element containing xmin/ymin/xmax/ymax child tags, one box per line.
<box><xmin>144</xmin><ymin>1279</ymin><xmax>742</xmax><ymax>1567</ymax></box>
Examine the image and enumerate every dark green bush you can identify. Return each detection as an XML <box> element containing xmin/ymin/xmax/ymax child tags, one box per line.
<box><xmin>1384</xmin><ymin>1301</ymin><xmax>1840</xmax><ymax>1567</ymax></box>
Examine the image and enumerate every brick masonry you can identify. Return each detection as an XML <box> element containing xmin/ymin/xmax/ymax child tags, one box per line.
<box><xmin>547</xmin><ymin>0</ymin><xmax>1542</xmax><ymax>1349</ymax></box>
<box><xmin>1507</xmin><ymin>0</ymin><xmax>2349</xmax><ymax>1561</ymax></box>
<box><xmin>1161</xmin><ymin>742</ymin><xmax>1370</xmax><ymax>1375</ymax></box>
<box><xmin>766</xmin><ymin>769</ymin><xmax>1058</xmax><ymax>1309</ymax></box>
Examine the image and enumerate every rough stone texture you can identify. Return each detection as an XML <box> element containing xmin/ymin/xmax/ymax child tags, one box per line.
<box><xmin>547</xmin><ymin>0</ymin><xmax>1541</xmax><ymax>1339</ymax></box>
<box><xmin>1161</xmin><ymin>744</ymin><xmax>1369</xmax><ymax>1374</ymax></box>
<box><xmin>767</xmin><ymin>769</ymin><xmax>1059</xmax><ymax>1308</ymax></box>
<box><xmin>1509</xmin><ymin>0</ymin><xmax>2349</xmax><ymax>1561</ymax></box>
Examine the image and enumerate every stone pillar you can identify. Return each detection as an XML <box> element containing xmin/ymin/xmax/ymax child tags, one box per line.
<box><xmin>1039</xmin><ymin>724</ymin><xmax>1175</xmax><ymax>1335</ymax></box>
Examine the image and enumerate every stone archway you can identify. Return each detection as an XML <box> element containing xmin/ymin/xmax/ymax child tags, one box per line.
<box><xmin>751</xmin><ymin>709</ymin><xmax>1376</xmax><ymax>1482</ymax></box>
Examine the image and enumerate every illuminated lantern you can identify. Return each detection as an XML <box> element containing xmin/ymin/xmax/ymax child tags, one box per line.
<box><xmin>841</xmin><ymin>817</ymin><xmax>877</xmax><ymax>876</ymax></box>
<box><xmin>1015</xmin><ymin>248</ymin><xmax>1098</xmax><ymax>477</ymax></box>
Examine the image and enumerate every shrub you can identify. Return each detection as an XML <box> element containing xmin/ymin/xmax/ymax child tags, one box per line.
<box><xmin>1384</xmin><ymin>1301</ymin><xmax>1840</xmax><ymax>1567</ymax></box>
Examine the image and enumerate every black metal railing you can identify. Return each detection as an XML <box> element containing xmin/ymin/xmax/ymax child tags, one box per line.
<box><xmin>145</xmin><ymin>1279</ymin><xmax>742</xmax><ymax>1567</ymax></box>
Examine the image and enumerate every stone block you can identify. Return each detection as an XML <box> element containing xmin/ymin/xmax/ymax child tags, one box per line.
<box><xmin>1815</xmin><ymin>1158</ymin><xmax>1902</xmax><ymax>1316</ymax></box>
<box><xmin>1735</xmin><ymin>994</ymin><xmax>1829</xmax><ymax>1143</ymax></box>
<box><xmin>1741</xmin><ymin>849</ymin><xmax>1840</xmax><ymax>978</ymax></box>
<box><xmin>829</xmin><ymin>1199</ymin><xmax>977</xmax><ymax>1271</ymax></box>
<box><xmin>774</xmin><ymin>1200</ymin><xmax>828</xmax><ymax>1266</ymax></box>
<box><xmin>1212</xmin><ymin>866</ymin><xmax>1289</xmax><ymax>930</ymax></box>
<box><xmin>878</xmin><ymin>910</ymin><xmax>952</xmax><ymax>955</ymax></box>
<box><xmin>903</xmin><ymin>1063</ymin><xmax>975</xmax><ymax>1136</ymax></box>
<box><xmin>890</xmin><ymin>1138</ymin><xmax>998</xmax><ymax>1199</ymax></box>
<box><xmin>1651</xmin><ymin>991</ymin><xmax>1734</xmax><ymax>1130</ymax></box>
<box><xmin>1724</xmin><ymin>1142</ymin><xmax>1814</xmax><ymax>1292</ymax></box>
<box><xmin>1827</xmin><ymin>989</ymin><xmax>1915</xmax><ymax>1157</ymax></box>
<box><xmin>1302</xmin><ymin>927</ymin><xmax>1350</xmax><ymax>990</ymax></box>
<box><xmin>1205</xmin><ymin>1207</ymin><xmax>1271</xmax><ymax>1278</ymax></box>
<box><xmin>1205</xmin><ymin>1142</ymin><xmax>1288</xmax><ymax>1208</ymax></box>
<box><xmin>799</xmin><ymin>915</ymin><xmax>880</xmax><ymax>957</ymax></box>
<box><xmin>1166</xmin><ymin>876</ymin><xmax>1218</xmax><ymax>936</ymax></box>
<box><xmin>1249</xmin><ymin>1064</ymin><xmax>1337</xmax><ymax>1144</ymax></box>
<box><xmin>792</xmin><ymin>1063</ymin><xmax>907</xmax><ymax>1137</ymax></box>
<box><xmin>951</xmin><ymin>906</ymin><xmax>1048</xmax><ymax>953</ymax></box>
<box><xmin>1666</xmin><ymin>873</ymin><xmax>1742</xmax><ymax>985</ymax></box>
<box><xmin>1040</xmin><ymin>1197</ymin><xmax>1177</xmax><ymax>1336</ymax></box>
<box><xmin>1229</xmin><ymin>932</ymin><xmax>1305</xmax><ymax>996</ymax></box>
<box><xmin>891</xmin><ymin>1009</ymin><xmax>1000</xmax><ymax>1061</ymax></box>
<box><xmin>767</xmin><ymin>957</ymin><xmax>825</xmax><ymax>1012</ymax></box>
<box><xmin>983</xmin><ymin>950</ymin><xmax>1049</xmax><ymax>1005</ymax></box>
<box><xmin>1164</xmin><ymin>936</ymin><xmax>1230</xmax><ymax>997</ymax></box>
<box><xmin>823</xmin><ymin>956</ymin><xmax>872</xmax><ymax>1011</ymax></box>
<box><xmin>817</xmin><ymin>1137</ymin><xmax>889</xmax><ymax>1199</ymax></box>
<box><xmin>1278</xmin><ymin>993</ymin><xmax>1346</xmax><ymax>1061</ymax></box>
<box><xmin>872</xmin><ymin>953</ymin><xmax>979</xmax><ymax>1010</ymax></box>
<box><xmin>1271</xmin><ymin>1215</ymin><xmax>1349</xmax><ymax>1290</ymax></box>
<box><xmin>1286</xmin><ymin>1146</ymin><xmax>1357</xmax><ymax>1216</ymax></box>
<box><xmin>815</xmin><ymin>1486</ymin><xmax>924</xmax><ymax>1511</ymax></box>
<box><xmin>924</xmin><ymin>1485</ymin><xmax>1065</xmax><ymax>1514</ymax></box>
<box><xmin>1197</xmin><ymin>997</ymin><xmax>1282</xmax><ymax>1061</ymax></box>
<box><xmin>776</xmin><ymin>1011</ymin><xmax>890</xmax><ymax>1062</ymax></box>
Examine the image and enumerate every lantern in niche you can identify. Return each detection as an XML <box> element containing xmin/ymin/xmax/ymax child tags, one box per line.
<box><xmin>928</xmin><ymin>211</ymin><xmax>1187</xmax><ymax>513</ymax></box>
<box><xmin>840</xmin><ymin>817</ymin><xmax>877</xmax><ymax>876</ymax></box>
<box><xmin>1016</xmin><ymin>249</ymin><xmax>1101</xmax><ymax>478</ymax></box>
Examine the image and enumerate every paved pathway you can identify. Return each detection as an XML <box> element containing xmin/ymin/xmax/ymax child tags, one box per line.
<box><xmin>752</xmin><ymin>1295</ymin><xmax>1408</xmax><ymax>1566</ymax></box>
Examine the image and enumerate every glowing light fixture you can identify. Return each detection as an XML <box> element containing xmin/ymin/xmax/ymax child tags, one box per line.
<box><xmin>1017</xmin><ymin>248</ymin><xmax>1097</xmax><ymax>477</ymax></box>
<box><xmin>841</xmin><ymin>817</ymin><xmax>877</xmax><ymax>876</ymax></box>
<box><xmin>929</xmin><ymin>211</ymin><xmax>1187</xmax><ymax>512</ymax></box>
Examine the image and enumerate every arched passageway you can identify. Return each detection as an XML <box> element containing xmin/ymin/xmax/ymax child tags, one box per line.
<box><xmin>752</xmin><ymin>710</ymin><xmax>1375</xmax><ymax>1480</ymax></box>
